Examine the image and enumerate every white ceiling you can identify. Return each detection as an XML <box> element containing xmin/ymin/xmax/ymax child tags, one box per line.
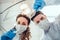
<box><xmin>0</xmin><ymin>0</ymin><xmax>34</xmax><ymax>13</ymax></box>
<box><xmin>0</xmin><ymin>0</ymin><xmax>15</xmax><ymax>3</ymax></box>
<box><xmin>0</xmin><ymin>0</ymin><xmax>60</xmax><ymax>13</ymax></box>
<box><xmin>0</xmin><ymin>0</ymin><xmax>60</xmax><ymax>4</ymax></box>
<box><xmin>0</xmin><ymin>0</ymin><xmax>60</xmax><ymax>33</ymax></box>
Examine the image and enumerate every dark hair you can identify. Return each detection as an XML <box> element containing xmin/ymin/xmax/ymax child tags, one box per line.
<box><xmin>16</xmin><ymin>14</ymin><xmax>30</xmax><ymax>25</ymax></box>
<box><xmin>31</xmin><ymin>11</ymin><xmax>43</xmax><ymax>21</ymax></box>
<box><xmin>16</xmin><ymin>14</ymin><xmax>31</xmax><ymax>40</ymax></box>
<box><xmin>20</xmin><ymin>27</ymin><xmax>30</xmax><ymax>40</ymax></box>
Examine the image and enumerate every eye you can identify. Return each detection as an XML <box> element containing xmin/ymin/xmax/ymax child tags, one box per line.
<box><xmin>22</xmin><ymin>22</ymin><xmax>26</xmax><ymax>25</ymax></box>
<box><xmin>18</xmin><ymin>21</ymin><xmax>20</xmax><ymax>24</ymax></box>
<box><xmin>40</xmin><ymin>17</ymin><xmax>44</xmax><ymax>20</ymax></box>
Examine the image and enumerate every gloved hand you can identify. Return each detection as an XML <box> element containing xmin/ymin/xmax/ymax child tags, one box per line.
<box><xmin>33</xmin><ymin>0</ymin><xmax>46</xmax><ymax>11</ymax></box>
<box><xmin>1</xmin><ymin>27</ymin><xmax>16</xmax><ymax>40</ymax></box>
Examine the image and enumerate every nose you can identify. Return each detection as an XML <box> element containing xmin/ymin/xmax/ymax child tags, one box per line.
<box><xmin>22</xmin><ymin>22</ymin><xmax>26</xmax><ymax>25</ymax></box>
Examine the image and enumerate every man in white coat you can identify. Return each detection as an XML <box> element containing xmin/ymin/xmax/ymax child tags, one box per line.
<box><xmin>31</xmin><ymin>10</ymin><xmax>60</xmax><ymax>40</ymax></box>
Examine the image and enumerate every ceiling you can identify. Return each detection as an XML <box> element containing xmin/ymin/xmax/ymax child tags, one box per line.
<box><xmin>0</xmin><ymin>0</ymin><xmax>60</xmax><ymax>4</ymax></box>
<box><xmin>0</xmin><ymin>0</ymin><xmax>15</xmax><ymax>3</ymax></box>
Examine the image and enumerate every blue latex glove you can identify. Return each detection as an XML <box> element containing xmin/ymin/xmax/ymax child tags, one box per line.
<box><xmin>34</xmin><ymin>0</ymin><xmax>46</xmax><ymax>11</ymax></box>
<box><xmin>1</xmin><ymin>27</ymin><xmax>16</xmax><ymax>40</ymax></box>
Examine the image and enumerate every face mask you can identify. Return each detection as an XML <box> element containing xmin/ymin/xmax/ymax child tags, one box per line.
<box><xmin>37</xmin><ymin>19</ymin><xmax>50</xmax><ymax>31</ymax></box>
<box><xmin>16</xmin><ymin>24</ymin><xmax>27</xmax><ymax>34</ymax></box>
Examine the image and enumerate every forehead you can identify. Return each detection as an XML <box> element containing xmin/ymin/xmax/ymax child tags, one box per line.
<box><xmin>34</xmin><ymin>14</ymin><xmax>43</xmax><ymax>18</ymax></box>
<box><xmin>17</xmin><ymin>17</ymin><xmax>28</xmax><ymax>22</ymax></box>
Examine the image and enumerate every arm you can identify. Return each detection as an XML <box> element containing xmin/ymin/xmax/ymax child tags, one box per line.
<box><xmin>48</xmin><ymin>15</ymin><xmax>60</xmax><ymax>40</ymax></box>
<box><xmin>54</xmin><ymin>15</ymin><xmax>60</xmax><ymax>31</ymax></box>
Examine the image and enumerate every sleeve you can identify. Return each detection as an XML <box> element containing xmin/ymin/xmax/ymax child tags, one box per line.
<box><xmin>42</xmin><ymin>34</ymin><xmax>52</xmax><ymax>40</ymax></box>
<box><xmin>48</xmin><ymin>18</ymin><xmax>60</xmax><ymax>40</ymax></box>
<box><xmin>54</xmin><ymin>15</ymin><xmax>60</xmax><ymax>31</ymax></box>
<box><xmin>42</xmin><ymin>15</ymin><xmax>60</xmax><ymax>40</ymax></box>
<box><xmin>33</xmin><ymin>0</ymin><xmax>46</xmax><ymax>11</ymax></box>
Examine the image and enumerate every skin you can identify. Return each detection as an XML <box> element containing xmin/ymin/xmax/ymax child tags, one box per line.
<box><xmin>17</xmin><ymin>17</ymin><xmax>29</xmax><ymax>27</ymax></box>
<box><xmin>33</xmin><ymin>14</ymin><xmax>47</xmax><ymax>24</ymax></box>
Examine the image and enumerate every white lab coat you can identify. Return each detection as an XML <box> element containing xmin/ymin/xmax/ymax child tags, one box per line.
<box><xmin>44</xmin><ymin>15</ymin><xmax>60</xmax><ymax>40</ymax></box>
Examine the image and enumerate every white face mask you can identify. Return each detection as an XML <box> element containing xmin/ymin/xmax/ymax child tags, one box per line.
<box><xmin>16</xmin><ymin>24</ymin><xmax>27</xmax><ymax>34</ymax></box>
<box><xmin>37</xmin><ymin>19</ymin><xmax>50</xmax><ymax>31</ymax></box>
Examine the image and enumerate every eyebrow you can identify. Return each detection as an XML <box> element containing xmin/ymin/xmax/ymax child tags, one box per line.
<box><xmin>40</xmin><ymin>17</ymin><xmax>44</xmax><ymax>20</ymax></box>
